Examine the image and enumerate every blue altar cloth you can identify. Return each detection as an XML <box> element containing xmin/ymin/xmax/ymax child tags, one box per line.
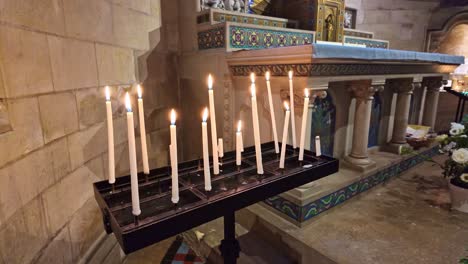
<box><xmin>311</xmin><ymin>44</ymin><xmax>465</xmax><ymax>65</ymax></box>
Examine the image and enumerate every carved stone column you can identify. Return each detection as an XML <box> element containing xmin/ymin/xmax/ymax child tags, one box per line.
<box><xmin>388</xmin><ymin>78</ymin><xmax>415</xmax><ymax>150</ymax></box>
<box><xmin>421</xmin><ymin>77</ymin><xmax>443</xmax><ymax>131</ymax></box>
<box><xmin>344</xmin><ymin>81</ymin><xmax>383</xmax><ymax>170</ymax></box>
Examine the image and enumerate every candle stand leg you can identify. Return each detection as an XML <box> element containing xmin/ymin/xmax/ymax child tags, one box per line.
<box><xmin>134</xmin><ymin>215</ymin><xmax>139</xmax><ymax>226</ymax></box>
<box><xmin>220</xmin><ymin>211</ymin><xmax>240</xmax><ymax>264</ymax></box>
<box><xmin>111</xmin><ymin>184</ymin><xmax>115</xmax><ymax>194</ymax></box>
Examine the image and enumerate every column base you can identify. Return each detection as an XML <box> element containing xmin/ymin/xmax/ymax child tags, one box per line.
<box><xmin>343</xmin><ymin>155</ymin><xmax>376</xmax><ymax>172</ymax></box>
<box><xmin>382</xmin><ymin>142</ymin><xmax>409</xmax><ymax>154</ymax></box>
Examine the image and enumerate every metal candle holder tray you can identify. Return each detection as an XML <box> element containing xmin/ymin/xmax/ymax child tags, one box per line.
<box><xmin>93</xmin><ymin>142</ymin><xmax>339</xmax><ymax>254</ymax></box>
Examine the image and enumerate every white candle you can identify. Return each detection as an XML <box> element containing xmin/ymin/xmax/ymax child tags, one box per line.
<box><xmin>125</xmin><ymin>93</ymin><xmax>141</xmax><ymax>216</ymax></box>
<box><xmin>170</xmin><ymin>110</ymin><xmax>179</xmax><ymax>203</ymax></box>
<box><xmin>236</xmin><ymin>121</ymin><xmax>242</xmax><ymax>166</ymax></box>
<box><xmin>299</xmin><ymin>88</ymin><xmax>310</xmax><ymax>161</ymax></box>
<box><xmin>240</xmin><ymin>130</ymin><xmax>244</xmax><ymax>152</ymax></box>
<box><xmin>250</xmin><ymin>77</ymin><xmax>264</xmax><ymax>175</ymax></box>
<box><xmin>315</xmin><ymin>136</ymin><xmax>322</xmax><ymax>157</ymax></box>
<box><xmin>202</xmin><ymin>108</ymin><xmax>211</xmax><ymax>191</ymax></box>
<box><xmin>207</xmin><ymin>75</ymin><xmax>220</xmax><ymax>175</ymax></box>
<box><xmin>265</xmin><ymin>71</ymin><xmax>279</xmax><ymax>154</ymax></box>
<box><xmin>105</xmin><ymin>86</ymin><xmax>115</xmax><ymax>184</ymax></box>
<box><xmin>218</xmin><ymin>138</ymin><xmax>224</xmax><ymax>158</ymax></box>
<box><xmin>288</xmin><ymin>71</ymin><xmax>297</xmax><ymax>149</ymax></box>
<box><xmin>137</xmin><ymin>85</ymin><xmax>149</xmax><ymax>175</ymax></box>
<box><xmin>280</xmin><ymin>102</ymin><xmax>290</xmax><ymax>169</ymax></box>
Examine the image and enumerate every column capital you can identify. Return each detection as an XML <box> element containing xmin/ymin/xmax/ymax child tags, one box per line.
<box><xmin>348</xmin><ymin>84</ymin><xmax>383</xmax><ymax>101</ymax></box>
<box><xmin>387</xmin><ymin>78</ymin><xmax>414</xmax><ymax>94</ymax></box>
<box><xmin>422</xmin><ymin>76</ymin><xmax>443</xmax><ymax>92</ymax></box>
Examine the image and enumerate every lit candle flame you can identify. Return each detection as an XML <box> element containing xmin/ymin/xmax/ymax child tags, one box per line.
<box><xmin>237</xmin><ymin>120</ymin><xmax>242</xmax><ymax>132</ymax></box>
<box><xmin>250</xmin><ymin>73</ymin><xmax>255</xmax><ymax>84</ymax></box>
<box><xmin>170</xmin><ymin>109</ymin><xmax>176</xmax><ymax>125</ymax></box>
<box><xmin>202</xmin><ymin>107</ymin><xmax>209</xmax><ymax>122</ymax></box>
<box><xmin>305</xmin><ymin>88</ymin><xmax>309</xmax><ymax>98</ymax></box>
<box><xmin>288</xmin><ymin>70</ymin><xmax>293</xmax><ymax>80</ymax></box>
<box><xmin>105</xmin><ymin>86</ymin><xmax>111</xmax><ymax>101</ymax></box>
<box><xmin>250</xmin><ymin>84</ymin><xmax>256</xmax><ymax>97</ymax></box>
<box><xmin>265</xmin><ymin>71</ymin><xmax>270</xmax><ymax>81</ymax></box>
<box><xmin>284</xmin><ymin>101</ymin><xmax>290</xmax><ymax>111</ymax></box>
<box><xmin>137</xmin><ymin>84</ymin><xmax>142</xmax><ymax>99</ymax></box>
<box><xmin>208</xmin><ymin>74</ymin><xmax>213</xmax><ymax>90</ymax></box>
<box><xmin>125</xmin><ymin>92</ymin><xmax>132</xmax><ymax>112</ymax></box>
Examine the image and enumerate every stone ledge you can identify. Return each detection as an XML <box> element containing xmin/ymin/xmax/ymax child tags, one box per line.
<box><xmin>263</xmin><ymin>145</ymin><xmax>439</xmax><ymax>226</ymax></box>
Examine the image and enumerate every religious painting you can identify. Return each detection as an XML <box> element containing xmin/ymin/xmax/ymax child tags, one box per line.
<box><xmin>315</xmin><ymin>0</ymin><xmax>345</xmax><ymax>42</ymax></box>
<box><xmin>344</xmin><ymin>8</ymin><xmax>356</xmax><ymax>29</ymax></box>
<box><xmin>368</xmin><ymin>93</ymin><xmax>382</xmax><ymax>147</ymax></box>
<box><xmin>310</xmin><ymin>93</ymin><xmax>336</xmax><ymax>156</ymax></box>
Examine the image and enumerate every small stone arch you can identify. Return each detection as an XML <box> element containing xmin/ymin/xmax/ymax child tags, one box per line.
<box><xmin>426</xmin><ymin>10</ymin><xmax>468</xmax><ymax>52</ymax></box>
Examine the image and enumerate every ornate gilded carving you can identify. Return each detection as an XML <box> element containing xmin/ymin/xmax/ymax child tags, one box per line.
<box><xmin>316</xmin><ymin>0</ymin><xmax>345</xmax><ymax>42</ymax></box>
<box><xmin>422</xmin><ymin>76</ymin><xmax>443</xmax><ymax>92</ymax></box>
<box><xmin>348</xmin><ymin>82</ymin><xmax>384</xmax><ymax>101</ymax></box>
<box><xmin>229</xmin><ymin>64</ymin><xmax>458</xmax><ymax>77</ymax></box>
<box><xmin>386</xmin><ymin>78</ymin><xmax>415</xmax><ymax>94</ymax></box>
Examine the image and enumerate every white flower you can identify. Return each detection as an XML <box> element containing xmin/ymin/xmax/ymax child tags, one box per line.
<box><xmin>461</xmin><ymin>174</ymin><xmax>468</xmax><ymax>183</ymax></box>
<box><xmin>461</xmin><ymin>135</ymin><xmax>468</xmax><ymax>138</ymax></box>
<box><xmin>450</xmin><ymin>122</ymin><xmax>465</xmax><ymax>136</ymax></box>
<box><xmin>436</xmin><ymin>134</ymin><xmax>448</xmax><ymax>142</ymax></box>
<box><xmin>452</xmin><ymin>148</ymin><xmax>468</xmax><ymax>164</ymax></box>
<box><xmin>443</xmin><ymin>141</ymin><xmax>457</xmax><ymax>152</ymax></box>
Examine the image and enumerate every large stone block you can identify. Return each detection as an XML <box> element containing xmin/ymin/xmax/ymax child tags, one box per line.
<box><xmin>112</xmin><ymin>0</ymin><xmax>151</xmax><ymax>14</ymax></box>
<box><xmin>113</xmin><ymin>6</ymin><xmax>152</xmax><ymax>50</ymax></box>
<box><xmin>39</xmin><ymin>92</ymin><xmax>79</xmax><ymax>143</ymax></box>
<box><xmin>76</xmin><ymin>87</ymin><xmax>106</xmax><ymax>129</ymax></box>
<box><xmin>0</xmin><ymin>97</ymin><xmax>43</xmax><ymax>168</ymax></box>
<box><xmin>68</xmin><ymin>198</ymin><xmax>103</xmax><ymax>261</ymax></box>
<box><xmin>67</xmin><ymin>123</ymin><xmax>106</xmax><ymax>170</ymax></box>
<box><xmin>42</xmin><ymin>165</ymin><xmax>100</xmax><ymax>235</ymax></box>
<box><xmin>0</xmin><ymin>26</ymin><xmax>53</xmax><ymax>97</ymax></box>
<box><xmin>62</xmin><ymin>0</ymin><xmax>113</xmax><ymax>44</ymax></box>
<box><xmin>48</xmin><ymin>36</ymin><xmax>98</xmax><ymax>91</ymax></box>
<box><xmin>0</xmin><ymin>100</ymin><xmax>11</xmax><ymax>134</ymax></box>
<box><xmin>36</xmin><ymin>227</ymin><xmax>73</xmax><ymax>264</ymax></box>
<box><xmin>48</xmin><ymin>137</ymin><xmax>71</xmax><ymax>181</ymax></box>
<box><xmin>95</xmin><ymin>44</ymin><xmax>136</xmax><ymax>86</ymax></box>
<box><xmin>0</xmin><ymin>166</ymin><xmax>22</xmax><ymax>227</ymax></box>
<box><xmin>0</xmin><ymin>0</ymin><xmax>65</xmax><ymax>35</ymax></box>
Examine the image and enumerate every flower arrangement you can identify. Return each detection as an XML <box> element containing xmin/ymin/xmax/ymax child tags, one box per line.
<box><xmin>436</xmin><ymin>122</ymin><xmax>468</xmax><ymax>189</ymax></box>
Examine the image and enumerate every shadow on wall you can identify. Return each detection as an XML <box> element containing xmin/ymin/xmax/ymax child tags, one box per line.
<box><xmin>137</xmin><ymin>0</ymin><xmax>181</xmax><ymax>169</ymax></box>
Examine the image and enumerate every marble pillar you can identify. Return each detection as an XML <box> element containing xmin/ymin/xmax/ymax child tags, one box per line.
<box><xmin>387</xmin><ymin>78</ymin><xmax>415</xmax><ymax>152</ymax></box>
<box><xmin>421</xmin><ymin>77</ymin><xmax>443</xmax><ymax>131</ymax></box>
<box><xmin>344</xmin><ymin>81</ymin><xmax>383</xmax><ymax>170</ymax></box>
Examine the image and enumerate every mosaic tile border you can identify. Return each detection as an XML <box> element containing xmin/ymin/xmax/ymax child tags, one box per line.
<box><xmin>227</xmin><ymin>24</ymin><xmax>315</xmax><ymax>51</ymax></box>
<box><xmin>344</xmin><ymin>36</ymin><xmax>389</xmax><ymax>49</ymax></box>
<box><xmin>198</xmin><ymin>23</ymin><xmax>316</xmax><ymax>51</ymax></box>
<box><xmin>264</xmin><ymin>146</ymin><xmax>440</xmax><ymax>223</ymax></box>
<box><xmin>198</xmin><ymin>25</ymin><xmax>226</xmax><ymax>50</ymax></box>
<box><xmin>344</xmin><ymin>29</ymin><xmax>374</xmax><ymax>39</ymax></box>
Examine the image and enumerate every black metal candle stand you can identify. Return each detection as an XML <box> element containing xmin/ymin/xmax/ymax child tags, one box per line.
<box><xmin>93</xmin><ymin>141</ymin><xmax>339</xmax><ymax>263</ymax></box>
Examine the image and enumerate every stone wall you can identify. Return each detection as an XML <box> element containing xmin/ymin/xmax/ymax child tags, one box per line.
<box><xmin>346</xmin><ymin>0</ymin><xmax>440</xmax><ymax>51</ymax></box>
<box><xmin>0</xmin><ymin>0</ymin><xmax>172</xmax><ymax>263</ymax></box>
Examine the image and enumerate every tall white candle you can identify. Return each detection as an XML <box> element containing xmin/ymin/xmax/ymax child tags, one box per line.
<box><xmin>218</xmin><ymin>138</ymin><xmax>224</xmax><ymax>158</ymax></box>
<box><xmin>315</xmin><ymin>136</ymin><xmax>322</xmax><ymax>157</ymax></box>
<box><xmin>201</xmin><ymin>108</ymin><xmax>212</xmax><ymax>191</ymax></box>
<box><xmin>265</xmin><ymin>71</ymin><xmax>279</xmax><ymax>154</ymax></box>
<box><xmin>250</xmin><ymin>78</ymin><xmax>264</xmax><ymax>175</ymax></box>
<box><xmin>137</xmin><ymin>85</ymin><xmax>149</xmax><ymax>174</ymax></box>
<box><xmin>288</xmin><ymin>71</ymin><xmax>297</xmax><ymax>149</ymax></box>
<box><xmin>240</xmin><ymin>129</ymin><xmax>244</xmax><ymax>152</ymax></box>
<box><xmin>125</xmin><ymin>93</ymin><xmax>141</xmax><ymax>216</ymax></box>
<box><xmin>207</xmin><ymin>75</ymin><xmax>220</xmax><ymax>175</ymax></box>
<box><xmin>170</xmin><ymin>110</ymin><xmax>179</xmax><ymax>203</ymax></box>
<box><xmin>299</xmin><ymin>88</ymin><xmax>310</xmax><ymax>161</ymax></box>
<box><xmin>105</xmin><ymin>86</ymin><xmax>115</xmax><ymax>184</ymax></box>
<box><xmin>280</xmin><ymin>102</ymin><xmax>290</xmax><ymax>169</ymax></box>
<box><xmin>236</xmin><ymin>121</ymin><xmax>242</xmax><ymax>166</ymax></box>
